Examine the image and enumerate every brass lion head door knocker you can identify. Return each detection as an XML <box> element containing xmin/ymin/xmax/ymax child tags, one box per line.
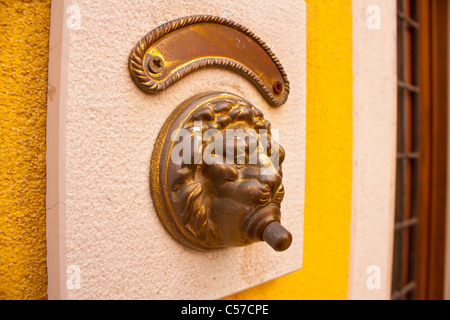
<box><xmin>129</xmin><ymin>15</ymin><xmax>292</xmax><ymax>251</ymax></box>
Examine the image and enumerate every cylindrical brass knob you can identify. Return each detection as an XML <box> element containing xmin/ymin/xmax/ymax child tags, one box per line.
<box><xmin>262</xmin><ymin>222</ymin><xmax>292</xmax><ymax>252</ymax></box>
<box><xmin>245</xmin><ymin>206</ymin><xmax>292</xmax><ymax>252</ymax></box>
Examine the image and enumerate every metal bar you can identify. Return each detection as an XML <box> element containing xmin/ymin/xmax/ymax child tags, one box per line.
<box><xmin>392</xmin><ymin>0</ymin><xmax>421</xmax><ymax>300</ymax></box>
<box><xmin>397</xmin><ymin>12</ymin><xmax>420</xmax><ymax>29</ymax></box>
<box><xmin>408</xmin><ymin>0</ymin><xmax>420</xmax><ymax>300</ymax></box>
<box><xmin>408</xmin><ymin>225</ymin><xmax>418</xmax><ymax>299</ymax></box>
<box><xmin>397</xmin><ymin>0</ymin><xmax>404</xmax><ymax>13</ymax></box>
<box><xmin>398</xmin><ymin>10</ymin><xmax>408</xmax><ymax>294</ymax></box>
<box><xmin>396</xmin><ymin>152</ymin><xmax>419</xmax><ymax>159</ymax></box>
<box><xmin>398</xmin><ymin>81</ymin><xmax>420</xmax><ymax>93</ymax></box>
<box><xmin>394</xmin><ymin>217</ymin><xmax>418</xmax><ymax>230</ymax></box>
<box><xmin>391</xmin><ymin>281</ymin><xmax>417</xmax><ymax>300</ymax></box>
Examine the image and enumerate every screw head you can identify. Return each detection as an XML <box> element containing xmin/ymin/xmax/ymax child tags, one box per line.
<box><xmin>273</xmin><ymin>81</ymin><xmax>283</xmax><ymax>95</ymax></box>
<box><xmin>148</xmin><ymin>55</ymin><xmax>164</xmax><ymax>74</ymax></box>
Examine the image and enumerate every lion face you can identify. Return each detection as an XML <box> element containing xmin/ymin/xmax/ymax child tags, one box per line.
<box><xmin>166</xmin><ymin>94</ymin><xmax>285</xmax><ymax>249</ymax></box>
<box><xmin>202</xmin><ymin>142</ymin><xmax>285</xmax><ymax>247</ymax></box>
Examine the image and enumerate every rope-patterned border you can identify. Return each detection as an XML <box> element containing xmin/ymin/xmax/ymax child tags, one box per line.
<box><xmin>128</xmin><ymin>15</ymin><xmax>289</xmax><ymax>107</ymax></box>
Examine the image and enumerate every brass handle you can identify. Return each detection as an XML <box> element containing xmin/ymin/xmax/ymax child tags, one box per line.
<box><xmin>150</xmin><ymin>92</ymin><xmax>292</xmax><ymax>252</ymax></box>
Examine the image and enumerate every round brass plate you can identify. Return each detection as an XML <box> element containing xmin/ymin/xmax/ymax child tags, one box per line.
<box><xmin>150</xmin><ymin>92</ymin><xmax>292</xmax><ymax>251</ymax></box>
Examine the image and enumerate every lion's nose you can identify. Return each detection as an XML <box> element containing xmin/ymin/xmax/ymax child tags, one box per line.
<box><xmin>258</xmin><ymin>172</ymin><xmax>282</xmax><ymax>191</ymax></box>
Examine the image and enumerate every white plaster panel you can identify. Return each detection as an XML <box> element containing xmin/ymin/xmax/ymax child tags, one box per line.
<box><xmin>349</xmin><ymin>0</ymin><xmax>397</xmax><ymax>300</ymax></box>
<box><xmin>47</xmin><ymin>0</ymin><xmax>305</xmax><ymax>299</ymax></box>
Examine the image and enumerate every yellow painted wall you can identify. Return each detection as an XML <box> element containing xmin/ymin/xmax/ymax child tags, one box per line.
<box><xmin>0</xmin><ymin>0</ymin><xmax>51</xmax><ymax>299</ymax></box>
<box><xmin>0</xmin><ymin>0</ymin><xmax>352</xmax><ymax>299</ymax></box>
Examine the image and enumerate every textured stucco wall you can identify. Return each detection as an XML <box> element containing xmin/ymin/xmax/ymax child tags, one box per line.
<box><xmin>0</xmin><ymin>0</ymin><xmax>353</xmax><ymax>299</ymax></box>
<box><xmin>0</xmin><ymin>0</ymin><xmax>50</xmax><ymax>299</ymax></box>
<box><xmin>348</xmin><ymin>0</ymin><xmax>397</xmax><ymax>299</ymax></box>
